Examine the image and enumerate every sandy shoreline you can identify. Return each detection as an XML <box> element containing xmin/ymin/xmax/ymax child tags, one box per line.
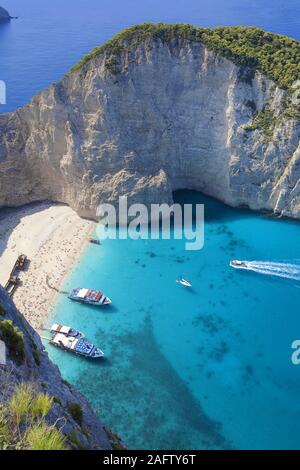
<box><xmin>0</xmin><ymin>202</ymin><xmax>95</xmax><ymax>329</ymax></box>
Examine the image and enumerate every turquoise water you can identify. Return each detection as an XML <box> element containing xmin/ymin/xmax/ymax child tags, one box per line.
<box><xmin>48</xmin><ymin>191</ymin><xmax>300</xmax><ymax>449</ymax></box>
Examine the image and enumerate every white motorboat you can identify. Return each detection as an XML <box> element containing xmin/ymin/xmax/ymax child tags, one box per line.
<box><xmin>69</xmin><ymin>287</ymin><xmax>112</xmax><ymax>306</ymax></box>
<box><xmin>50</xmin><ymin>333</ymin><xmax>104</xmax><ymax>359</ymax></box>
<box><xmin>176</xmin><ymin>278</ymin><xmax>192</xmax><ymax>287</ymax></box>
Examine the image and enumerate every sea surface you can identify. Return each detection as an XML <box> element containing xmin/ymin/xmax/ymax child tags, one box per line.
<box><xmin>1</xmin><ymin>0</ymin><xmax>300</xmax><ymax>450</ymax></box>
<box><xmin>48</xmin><ymin>192</ymin><xmax>300</xmax><ymax>450</ymax></box>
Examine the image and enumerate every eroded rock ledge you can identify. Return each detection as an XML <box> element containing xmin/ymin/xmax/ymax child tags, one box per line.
<box><xmin>0</xmin><ymin>24</ymin><xmax>300</xmax><ymax>218</ymax></box>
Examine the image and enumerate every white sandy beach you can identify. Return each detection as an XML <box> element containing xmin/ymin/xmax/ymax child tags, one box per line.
<box><xmin>0</xmin><ymin>202</ymin><xmax>95</xmax><ymax>329</ymax></box>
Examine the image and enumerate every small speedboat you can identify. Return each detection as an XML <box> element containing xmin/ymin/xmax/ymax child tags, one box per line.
<box><xmin>176</xmin><ymin>278</ymin><xmax>192</xmax><ymax>288</ymax></box>
<box><xmin>69</xmin><ymin>287</ymin><xmax>112</xmax><ymax>306</ymax></box>
<box><xmin>230</xmin><ymin>260</ymin><xmax>247</xmax><ymax>269</ymax></box>
<box><xmin>49</xmin><ymin>324</ymin><xmax>85</xmax><ymax>339</ymax></box>
<box><xmin>50</xmin><ymin>333</ymin><xmax>104</xmax><ymax>359</ymax></box>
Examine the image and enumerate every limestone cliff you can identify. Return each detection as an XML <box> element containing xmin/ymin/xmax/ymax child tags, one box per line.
<box><xmin>0</xmin><ymin>24</ymin><xmax>300</xmax><ymax>218</ymax></box>
<box><xmin>0</xmin><ymin>6</ymin><xmax>11</xmax><ymax>20</ymax></box>
<box><xmin>0</xmin><ymin>287</ymin><xmax>122</xmax><ymax>450</ymax></box>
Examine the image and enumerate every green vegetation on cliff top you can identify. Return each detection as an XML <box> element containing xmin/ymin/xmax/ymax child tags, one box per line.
<box><xmin>71</xmin><ymin>23</ymin><xmax>300</xmax><ymax>90</ymax></box>
<box><xmin>0</xmin><ymin>383</ymin><xmax>66</xmax><ymax>450</ymax></box>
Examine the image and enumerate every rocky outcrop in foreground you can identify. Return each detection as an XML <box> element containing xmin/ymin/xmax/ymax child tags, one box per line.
<box><xmin>0</xmin><ymin>287</ymin><xmax>123</xmax><ymax>450</ymax></box>
<box><xmin>0</xmin><ymin>24</ymin><xmax>300</xmax><ymax>218</ymax></box>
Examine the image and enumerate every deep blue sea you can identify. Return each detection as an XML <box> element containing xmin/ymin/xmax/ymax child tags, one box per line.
<box><xmin>2</xmin><ymin>0</ymin><xmax>300</xmax><ymax>450</ymax></box>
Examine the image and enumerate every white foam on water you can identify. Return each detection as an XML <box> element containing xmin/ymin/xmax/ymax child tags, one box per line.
<box><xmin>239</xmin><ymin>260</ymin><xmax>300</xmax><ymax>281</ymax></box>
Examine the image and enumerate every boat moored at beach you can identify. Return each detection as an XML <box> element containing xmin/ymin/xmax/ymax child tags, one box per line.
<box><xmin>4</xmin><ymin>254</ymin><xmax>27</xmax><ymax>297</ymax></box>
<box><xmin>48</xmin><ymin>324</ymin><xmax>85</xmax><ymax>339</ymax></box>
<box><xmin>49</xmin><ymin>333</ymin><xmax>104</xmax><ymax>358</ymax></box>
<box><xmin>230</xmin><ymin>260</ymin><xmax>247</xmax><ymax>269</ymax></box>
<box><xmin>68</xmin><ymin>288</ymin><xmax>112</xmax><ymax>306</ymax></box>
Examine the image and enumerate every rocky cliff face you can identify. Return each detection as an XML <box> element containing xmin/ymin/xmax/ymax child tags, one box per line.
<box><xmin>0</xmin><ymin>286</ymin><xmax>121</xmax><ymax>450</ymax></box>
<box><xmin>0</xmin><ymin>26</ymin><xmax>300</xmax><ymax>218</ymax></box>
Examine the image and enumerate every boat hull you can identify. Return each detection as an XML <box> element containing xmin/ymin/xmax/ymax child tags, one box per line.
<box><xmin>176</xmin><ymin>279</ymin><xmax>192</xmax><ymax>287</ymax></box>
<box><xmin>230</xmin><ymin>261</ymin><xmax>247</xmax><ymax>269</ymax></box>
<box><xmin>50</xmin><ymin>341</ymin><xmax>104</xmax><ymax>359</ymax></box>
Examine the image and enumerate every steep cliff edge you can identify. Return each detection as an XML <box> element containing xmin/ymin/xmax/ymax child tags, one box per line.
<box><xmin>0</xmin><ymin>287</ymin><xmax>122</xmax><ymax>450</ymax></box>
<box><xmin>0</xmin><ymin>23</ymin><xmax>300</xmax><ymax>218</ymax></box>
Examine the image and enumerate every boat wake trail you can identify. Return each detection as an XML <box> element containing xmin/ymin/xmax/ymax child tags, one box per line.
<box><xmin>238</xmin><ymin>260</ymin><xmax>300</xmax><ymax>281</ymax></box>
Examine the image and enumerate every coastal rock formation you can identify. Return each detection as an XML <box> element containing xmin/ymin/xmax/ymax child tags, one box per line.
<box><xmin>0</xmin><ymin>286</ymin><xmax>122</xmax><ymax>450</ymax></box>
<box><xmin>0</xmin><ymin>6</ymin><xmax>11</xmax><ymax>20</ymax></box>
<box><xmin>0</xmin><ymin>24</ymin><xmax>300</xmax><ymax>218</ymax></box>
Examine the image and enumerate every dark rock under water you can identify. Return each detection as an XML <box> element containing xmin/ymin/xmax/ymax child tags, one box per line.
<box><xmin>0</xmin><ymin>6</ymin><xmax>11</xmax><ymax>20</ymax></box>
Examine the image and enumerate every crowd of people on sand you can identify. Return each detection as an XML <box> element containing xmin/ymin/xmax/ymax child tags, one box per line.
<box><xmin>0</xmin><ymin>203</ymin><xmax>94</xmax><ymax>329</ymax></box>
